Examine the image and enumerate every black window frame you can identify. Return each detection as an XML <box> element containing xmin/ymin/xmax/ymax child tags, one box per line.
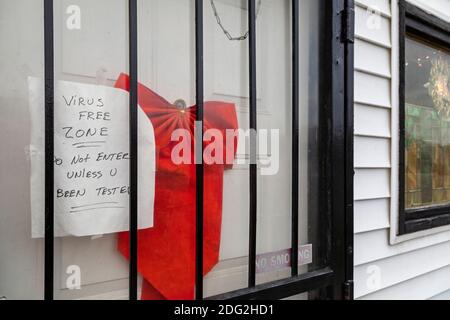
<box><xmin>41</xmin><ymin>0</ymin><xmax>354</xmax><ymax>300</ymax></box>
<box><xmin>399</xmin><ymin>0</ymin><xmax>450</xmax><ymax>235</ymax></box>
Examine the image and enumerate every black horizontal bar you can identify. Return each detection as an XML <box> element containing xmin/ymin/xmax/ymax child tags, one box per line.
<box><xmin>128</xmin><ymin>0</ymin><xmax>138</xmax><ymax>301</ymax></box>
<box><xmin>403</xmin><ymin>0</ymin><xmax>450</xmax><ymax>34</ymax></box>
<box><xmin>406</xmin><ymin>204</ymin><xmax>450</xmax><ymax>221</ymax></box>
<box><xmin>195</xmin><ymin>0</ymin><xmax>204</xmax><ymax>301</ymax></box>
<box><xmin>248</xmin><ymin>0</ymin><xmax>258</xmax><ymax>289</ymax></box>
<box><xmin>44</xmin><ymin>0</ymin><xmax>54</xmax><ymax>301</ymax></box>
<box><xmin>405</xmin><ymin>214</ymin><xmax>450</xmax><ymax>234</ymax></box>
<box><xmin>207</xmin><ymin>268</ymin><xmax>335</xmax><ymax>300</ymax></box>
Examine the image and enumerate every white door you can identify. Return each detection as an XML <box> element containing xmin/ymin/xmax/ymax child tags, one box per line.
<box><xmin>0</xmin><ymin>0</ymin><xmax>321</xmax><ymax>299</ymax></box>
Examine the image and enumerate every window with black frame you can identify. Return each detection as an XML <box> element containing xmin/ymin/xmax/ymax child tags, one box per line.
<box><xmin>399</xmin><ymin>1</ymin><xmax>450</xmax><ymax>234</ymax></box>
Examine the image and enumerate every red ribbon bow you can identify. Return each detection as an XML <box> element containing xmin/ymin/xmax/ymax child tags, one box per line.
<box><xmin>115</xmin><ymin>74</ymin><xmax>238</xmax><ymax>300</ymax></box>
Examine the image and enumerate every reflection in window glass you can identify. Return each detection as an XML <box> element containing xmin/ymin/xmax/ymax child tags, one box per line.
<box><xmin>0</xmin><ymin>0</ymin><xmax>44</xmax><ymax>300</ymax></box>
<box><xmin>405</xmin><ymin>36</ymin><xmax>450</xmax><ymax>210</ymax></box>
<box><xmin>202</xmin><ymin>0</ymin><xmax>324</xmax><ymax>296</ymax></box>
<box><xmin>130</xmin><ymin>0</ymin><xmax>197</xmax><ymax>300</ymax></box>
<box><xmin>0</xmin><ymin>0</ymin><xmax>327</xmax><ymax>300</ymax></box>
<box><xmin>52</xmin><ymin>0</ymin><xmax>132</xmax><ymax>300</ymax></box>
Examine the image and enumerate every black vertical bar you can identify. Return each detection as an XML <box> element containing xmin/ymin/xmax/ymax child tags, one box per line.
<box><xmin>248</xmin><ymin>0</ymin><xmax>257</xmax><ymax>288</ymax></box>
<box><xmin>330</xmin><ymin>0</ymin><xmax>349</xmax><ymax>299</ymax></box>
<box><xmin>44</xmin><ymin>0</ymin><xmax>54</xmax><ymax>301</ymax></box>
<box><xmin>291</xmin><ymin>0</ymin><xmax>300</xmax><ymax>277</ymax></box>
<box><xmin>195</xmin><ymin>0</ymin><xmax>204</xmax><ymax>301</ymax></box>
<box><xmin>344</xmin><ymin>0</ymin><xmax>355</xmax><ymax>300</ymax></box>
<box><xmin>128</xmin><ymin>0</ymin><xmax>138</xmax><ymax>301</ymax></box>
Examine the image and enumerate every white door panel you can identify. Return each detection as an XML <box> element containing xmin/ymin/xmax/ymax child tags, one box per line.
<box><xmin>0</xmin><ymin>0</ymin><xmax>318</xmax><ymax>299</ymax></box>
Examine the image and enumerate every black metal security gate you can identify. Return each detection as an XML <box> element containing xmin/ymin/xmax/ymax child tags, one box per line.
<box><xmin>42</xmin><ymin>0</ymin><xmax>354</xmax><ymax>301</ymax></box>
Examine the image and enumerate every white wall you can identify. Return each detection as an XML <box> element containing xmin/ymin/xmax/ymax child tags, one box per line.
<box><xmin>354</xmin><ymin>0</ymin><xmax>450</xmax><ymax>300</ymax></box>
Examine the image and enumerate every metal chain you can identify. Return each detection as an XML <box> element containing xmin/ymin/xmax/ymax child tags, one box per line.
<box><xmin>210</xmin><ymin>0</ymin><xmax>263</xmax><ymax>41</ymax></box>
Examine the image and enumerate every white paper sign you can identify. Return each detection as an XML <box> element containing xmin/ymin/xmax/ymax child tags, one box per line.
<box><xmin>28</xmin><ymin>77</ymin><xmax>155</xmax><ymax>238</ymax></box>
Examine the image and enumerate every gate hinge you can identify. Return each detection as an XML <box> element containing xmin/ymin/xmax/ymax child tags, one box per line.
<box><xmin>341</xmin><ymin>4</ymin><xmax>355</xmax><ymax>43</ymax></box>
<box><xmin>343</xmin><ymin>280</ymin><xmax>354</xmax><ymax>300</ymax></box>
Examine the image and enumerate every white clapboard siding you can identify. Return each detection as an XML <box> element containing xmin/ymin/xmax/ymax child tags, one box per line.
<box><xmin>354</xmin><ymin>104</ymin><xmax>391</xmax><ymax>138</ymax></box>
<box><xmin>356</xmin><ymin>0</ymin><xmax>391</xmax><ymax>17</ymax></box>
<box><xmin>358</xmin><ymin>265</ymin><xmax>450</xmax><ymax>300</ymax></box>
<box><xmin>355</xmin><ymin>39</ymin><xmax>391</xmax><ymax>78</ymax></box>
<box><xmin>354</xmin><ymin>136</ymin><xmax>391</xmax><ymax>168</ymax></box>
<box><xmin>354</xmin><ymin>0</ymin><xmax>450</xmax><ymax>300</ymax></box>
<box><xmin>431</xmin><ymin>289</ymin><xmax>450</xmax><ymax>300</ymax></box>
<box><xmin>355</xmin><ymin>71</ymin><xmax>391</xmax><ymax>108</ymax></box>
<box><xmin>355</xmin><ymin>228</ymin><xmax>450</xmax><ymax>266</ymax></box>
<box><xmin>354</xmin><ymin>198</ymin><xmax>390</xmax><ymax>234</ymax></box>
<box><xmin>355</xmin><ymin>5</ymin><xmax>391</xmax><ymax>48</ymax></box>
<box><xmin>354</xmin><ymin>169</ymin><xmax>390</xmax><ymax>201</ymax></box>
<box><xmin>355</xmin><ymin>241</ymin><xmax>450</xmax><ymax>298</ymax></box>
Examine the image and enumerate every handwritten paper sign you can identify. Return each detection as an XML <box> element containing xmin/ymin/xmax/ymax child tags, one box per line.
<box><xmin>28</xmin><ymin>77</ymin><xmax>155</xmax><ymax>238</ymax></box>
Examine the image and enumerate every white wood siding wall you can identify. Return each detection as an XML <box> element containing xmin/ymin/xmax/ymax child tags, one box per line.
<box><xmin>354</xmin><ymin>0</ymin><xmax>450</xmax><ymax>300</ymax></box>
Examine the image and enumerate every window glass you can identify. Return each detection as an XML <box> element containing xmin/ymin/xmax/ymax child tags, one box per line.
<box><xmin>53</xmin><ymin>0</ymin><xmax>132</xmax><ymax>300</ymax></box>
<box><xmin>0</xmin><ymin>0</ymin><xmax>328</xmax><ymax>300</ymax></box>
<box><xmin>405</xmin><ymin>36</ymin><xmax>450</xmax><ymax>210</ymax></box>
<box><xmin>0</xmin><ymin>0</ymin><xmax>44</xmax><ymax>300</ymax></box>
<box><xmin>203</xmin><ymin>0</ymin><xmax>325</xmax><ymax>296</ymax></box>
